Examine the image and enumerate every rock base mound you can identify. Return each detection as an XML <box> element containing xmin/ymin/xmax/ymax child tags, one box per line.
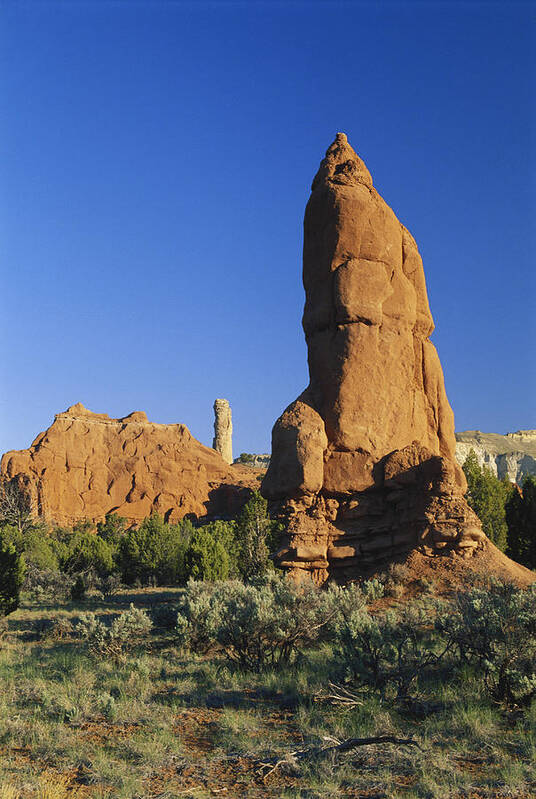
<box><xmin>270</xmin><ymin>437</ymin><xmax>487</xmax><ymax>583</ymax></box>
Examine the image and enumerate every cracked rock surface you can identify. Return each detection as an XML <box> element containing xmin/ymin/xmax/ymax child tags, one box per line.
<box><xmin>1</xmin><ymin>402</ymin><xmax>258</xmax><ymax>526</ymax></box>
<box><xmin>262</xmin><ymin>134</ymin><xmax>529</xmax><ymax>584</ymax></box>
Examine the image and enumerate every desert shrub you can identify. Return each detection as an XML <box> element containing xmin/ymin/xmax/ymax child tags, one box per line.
<box><xmin>118</xmin><ymin>515</ymin><xmax>191</xmax><ymax>585</ymax></box>
<box><xmin>96</xmin><ymin>573</ymin><xmax>123</xmax><ymax>597</ymax></box>
<box><xmin>175</xmin><ymin>580</ymin><xmax>227</xmax><ymax>653</ymax></box>
<box><xmin>76</xmin><ymin>603</ymin><xmax>152</xmax><ymax>662</ymax></box>
<box><xmin>24</xmin><ymin>565</ymin><xmax>74</xmax><ymax>602</ymax></box>
<box><xmin>66</xmin><ymin>568</ymin><xmax>120</xmax><ymax>601</ymax></box>
<box><xmin>176</xmin><ymin>575</ymin><xmax>338</xmax><ymax>669</ymax></box>
<box><xmin>35</xmin><ymin>616</ymin><xmax>74</xmax><ymax>641</ymax></box>
<box><xmin>360</xmin><ymin>577</ymin><xmax>385</xmax><ymax>601</ymax></box>
<box><xmin>0</xmin><ymin>536</ymin><xmax>25</xmax><ymax>615</ymax></box>
<box><xmin>414</xmin><ymin>576</ymin><xmax>435</xmax><ymax>594</ymax></box>
<box><xmin>184</xmin><ymin>526</ymin><xmax>230</xmax><ymax>581</ymax></box>
<box><xmin>438</xmin><ymin>581</ymin><xmax>536</xmax><ymax>706</ymax></box>
<box><xmin>235</xmin><ymin>491</ymin><xmax>282</xmax><ymax>581</ymax></box>
<box><xmin>334</xmin><ymin>596</ymin><xmax>449</xmax><ymax>701</ymax></box>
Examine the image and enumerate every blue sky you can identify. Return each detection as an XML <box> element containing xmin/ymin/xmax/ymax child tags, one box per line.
<box><xmin>1</xmin><ymin>0</ymin><xmax>534</xmax><ymax>457</ymax></box>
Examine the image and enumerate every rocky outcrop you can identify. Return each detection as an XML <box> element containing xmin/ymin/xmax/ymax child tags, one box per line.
<box><xmin>213</xmin><ymin>399</ymin><xmax>233</xmax><ymax>465</ymax></box>
<box><xmin>262</xmin><ymin>133</ymin><xmax>507</xmax><ymax>583</ymax></box>
<box><xmin>234</xmin><ymin>454</ymin><xmax>271</xmax><ymax>469</ymax></box>
<box><xmin>455</xmin><ymin>430</ymin><xmax>536</xmax><ymax>484</ymax></box>
<box><xmin>0</xmin><ymin>403</ymin><xmax>259</xmax><ymax>526</ymax></box>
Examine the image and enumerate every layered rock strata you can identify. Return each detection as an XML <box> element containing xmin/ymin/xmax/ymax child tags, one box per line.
<box><xmin>262</xmin><ymin>133</ymin><xmax>488</xmax><ymax>582</ymax></box>
<box><xmin>213</xmin><ymin>398</ymin><xmax>233</xmax><ymax>464</ymax></box>
<box><xmin>0</xmin><ymin>403</ymin><xmax>258</xmax><ymax>526</ymax></box>
<box><xmin>455</xmin><ymin>430</ymin><xmax>536</xmax><ymax>484</ymax></box>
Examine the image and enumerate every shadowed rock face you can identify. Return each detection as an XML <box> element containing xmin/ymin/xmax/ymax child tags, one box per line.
<box><xmin>262</xmin><ymin>134</ymin><xmax>487</xmax><ymax>582</ymax></box>
<box><xmin>0</xmin><ymin>403</ymin><xmax>258</xmax><ymax>526</ymax></box>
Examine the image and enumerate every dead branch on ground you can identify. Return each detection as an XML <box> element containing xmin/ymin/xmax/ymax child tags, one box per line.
<box><xmin>256</xmin><ymin>733</ymin><xmax>422</xmax><ymax>781</ymax></box>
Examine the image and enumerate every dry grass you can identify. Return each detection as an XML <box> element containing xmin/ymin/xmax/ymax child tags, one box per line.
<box><xmin>0</xmin><ymin>589</ymin><xmax>534</xmax><ymax>798</ymax></box>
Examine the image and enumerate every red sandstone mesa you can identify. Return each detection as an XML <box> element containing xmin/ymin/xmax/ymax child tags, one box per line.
<box><xmin>262</xmin><ymin>133</ymin><xmax>533</xmax><ymax>585</ymax></box>
<box><xmin>0</xmin><ymin>403</ymin><xmax>258</xmax><ymax>526</ymax></box>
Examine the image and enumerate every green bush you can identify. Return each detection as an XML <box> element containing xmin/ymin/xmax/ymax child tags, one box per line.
<box><xmin>235</xmin><ymin>491</ymin><xmax>281</xmax><ymax>581</ymax></box>
<box><xmin>203</xmin><ymin>520</ymin><xmax>239</xmax><ymax>575</ymax></box>
<box><xmin>506</xmin><ymin>475</ymin><xmax>536</xmax><ymax>569</ymax></box>
<box><xmin>438</xmin><ymin>581</ymin><xmax>536</xmax><ymax>706</ymax></box>
<box><xmin>58</xmin><ymin>530</ymin><xmax>115</xmax><ymax>576</ymax></box>
<box><xmin>333</xmin><ymin>594</ymin><xmax>448</xmax><ymax>701</ymax></box>
<box><xmin>237</xmin><ymin>453</ymin><xmax>256</xmax><ymax>464</ymax></box>
<box><xmin>176</xmin><ymin>575</ymin><xmax>338</xmax><ymax>669</ymax></box>
<box><xmin>462</xmin><ymin>450</ymin><xmax>511</xmax><ymax>551</ymax></box>
<box><xmin>70</xmin><ymin>574</ymin><xmax>88</xmax><ymax>601</ymax></box>
<box><xmin>184</xmin><ymin>526</ymin><xmax>230</xmax><ymax>581</ymax></box>
<box><xmin>360</xmin><ymin>577</ymin><xmax>385</xmax><ymax>601</ymax></box>
<box><xmin>0</xmin><ymin>521</ymin><xmax>59</xmax><ymax>571</ymax></box>
<box><xmin>118</xmin><ymin>514</ymin><xmax>192</xmax><ymax>585</ymax></box>
<box><xmin>0</xmin><ymin>537</ymin><xmax>25</xmax><ymax>615</ymax></box>
<box><xmin>96</xmin><ymin>513</ymin><xmax>127</xmax><ymax>546</ymax></box>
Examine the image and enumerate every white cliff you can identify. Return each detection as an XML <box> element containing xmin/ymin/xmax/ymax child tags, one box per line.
<box><xmin>455</xmin><ymin>430</ymin><xmax>536</xmax><ymax>483</ymax></box>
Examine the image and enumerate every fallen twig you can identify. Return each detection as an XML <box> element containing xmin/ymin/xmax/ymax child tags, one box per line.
<box><xmin>256</xmin><ymin>733</ymin><xmax>422</xmax><ymax>780</ymax></box>
<box><xmin>316</xmin><ymin>681</ymin><xmax>364</xmax><ymax>707</ymax></box>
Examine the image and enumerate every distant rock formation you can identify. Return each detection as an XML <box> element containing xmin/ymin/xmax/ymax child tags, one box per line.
<box><xmin>455</xmin><ymin>430</ymin><xmax>536</xmax><ymax>483</ymax></box>
<box><xmin>0</xmin><ymin>403</ymin><xmax>259</xmax><ymax>526</ymax></box>
<box><xmin>234</xmin><ymin>453</ymin><xmax>271</xmax><ymax>469</ymax></box>
<box><xmin>262</xmin><ymin>133</ymin><xmax>527</xmax><ymax>584</ymax></box>
<box><xmin>212</xmin><ymin>399</ymin><xmax>233</xmax><ymax>464</ymax></box>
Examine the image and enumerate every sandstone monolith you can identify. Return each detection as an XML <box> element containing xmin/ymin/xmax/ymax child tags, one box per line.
<box><xmin>0</xmin><ymin>403</ymin><xmax>258</xmax><ymax>526</ymax></box>
<box><xmin>262</xmin><ymin>133</ymin><xmax>502</xmax><ymax>583</ymax></box>
<box><xmin>213</xmin><ymin>398</ymin><xmax>233</xmax><ymax>464</ymax></box>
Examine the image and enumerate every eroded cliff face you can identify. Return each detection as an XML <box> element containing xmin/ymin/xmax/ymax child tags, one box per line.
<box><xmin>455</xmin><ymin>430</ymin><xmax>536</xmax><ymax>484</ymax></box>
<box><xmin>0</xmin><ymin>403</ymin><xmax>258</xmax><ymax>526</ymax></box>
<box><xmin>262</xmin><ymin>134</ymin><xmax>490</xmax><ymax>582</ymax></box>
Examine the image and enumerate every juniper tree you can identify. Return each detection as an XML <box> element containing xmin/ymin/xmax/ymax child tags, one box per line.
<box><xmin>462</xmin><ymin>450</ymin><xmax>511</xmax><ymax>551</ymax></box>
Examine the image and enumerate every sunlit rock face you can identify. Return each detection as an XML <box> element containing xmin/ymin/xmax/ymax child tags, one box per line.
<box><xmin>1</xmin><ymin>403</ymin><xmax>258</xmax><ymax>526</ymax></box>
<box><xmin>262</xmin><ymin>133</ymin><xmax>488</xmax><ymax>583</ymax></box>
<box><xmin>213</xmin><ymin>398</ymin><xmax>233</xmax><ymax>465</ymax></box>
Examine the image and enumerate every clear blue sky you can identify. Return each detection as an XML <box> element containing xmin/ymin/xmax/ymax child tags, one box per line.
<box><xmin>1</xmin><ymin>0</ymin><xmax>534</xmax><ymax>458</ymax></box>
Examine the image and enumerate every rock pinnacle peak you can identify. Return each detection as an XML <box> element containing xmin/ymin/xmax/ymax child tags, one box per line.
<box><xmin>261</xmin><ymin>136</ymin><xmax>517</xmax><ymax>585</ymax></box>
<box><xmin>312</xmin><ymin>132</ymin><xmax>373</xmax><ymax>190</ymax></box>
